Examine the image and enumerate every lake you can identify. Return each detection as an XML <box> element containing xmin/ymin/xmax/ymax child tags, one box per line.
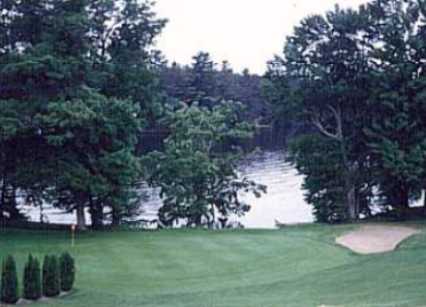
<box><xmin>238</xmin><ymin>150</ymin><xmax>314</xmax><ymax>227</ymax></box>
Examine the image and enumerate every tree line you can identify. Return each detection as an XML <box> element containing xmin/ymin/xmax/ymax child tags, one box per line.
<box><xmin>266</xmin><ymin>0</ymin><xmax>426</xmax><ymax>222</ymax></box>
<box><xmin>158</xmin><ymin>53</ymin><xmax>271</xmax><ymax>125</ymax></box>
<box><xmin>0</xmin><ymin>0</ymin><xmax>266</xmax><ymax>230</ymax></box>
<box><xmin>3</xmin><ymin>0</ymin><xmax>424</xmax><ymax>228</ymax></box>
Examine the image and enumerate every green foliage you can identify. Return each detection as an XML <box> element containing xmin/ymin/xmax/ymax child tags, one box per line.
<box><xmin>289</xmin><ymin>135</ymin><xmax>346</xmax><ymax>223</ymax></box>
<box><xmin>144</xmin><ymin>102</ymin><xmax>265</xmax><ymax>228</ymax></box>
<box><xmin>186</xmin><ymin>52</ymin><xmax>218</xmax><ymax>105</ymax></box>
<box><xmin>0</xmin><ymin>255</ymin><xmax>19</xmax><ymax>304</ymax></box>
<box><xmin>0</xmin><ymin>0</ymin><xmax>166</xmax><ymax>227</ymax></box>
<box><xmin>42</xmin><ymin>255</ymin><xmax>60</xmax><ymax>297</ymax></box>
<box><xmin>361</xmin><ymin>0</ymin><xmax>426</xmax><ymax>213</ymax></box>
<box><xmin>160</xmin><ymin>53</ymin><xmax>269</xmax><ymax>123</ymax></box>
<box><xmin>59</xmin><ymin>253</ymin><xmax>75</xmax><ymax>292</ymax></box>
<box><xmin>41</xmin><ymin>88</ymin><xmax>144</xmax><ymax>228</ymax></box>
<box><xmin>23</xmin><ymin>254</ymin><xmax>42</xmax><ymax>300</ymax></box>
<box><xmin>267</xmin><ymin>0</ymin><xmax>426</xmax><ymax>221</ymax></box>
<box><xmin>267</xmin><ymin>5</ymin><xmax>373</xmax><ymax>221</ymax></box>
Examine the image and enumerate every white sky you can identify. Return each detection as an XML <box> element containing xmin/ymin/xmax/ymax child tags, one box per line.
<box><xmin>154</xmin><ymin>0</ymin><xmax>368</xmax><ymax>74</ymax></box>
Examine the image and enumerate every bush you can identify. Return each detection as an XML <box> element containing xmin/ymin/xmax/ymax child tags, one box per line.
<box><xmin>23</xmin><ymin>254</ymin><xmax>42</xmax><ymax>300</ymax></box>
<box><xmin>42</xmin><ymin>255</ymin><xmax>60</xmax><ymax>297</ymax></box>
<box><xmin>1</xmin><ymin>255</ymin><xmax>19</xmax><ymax>304</ymax></box>
<box><xmin>59</xmin><ymin>252</ymin><xmax>75</xmax><ymax>292</ymax></box>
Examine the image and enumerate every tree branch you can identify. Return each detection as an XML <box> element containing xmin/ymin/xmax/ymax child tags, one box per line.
<box><xmin>310</xmin><ymin>105</ymin><xmax>343</xmax><ymax>141</ymax></box>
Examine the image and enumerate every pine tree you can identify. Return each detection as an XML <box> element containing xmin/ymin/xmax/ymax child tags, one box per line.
<box><xmin>187</xmin><ymin>52</ymin><xmax>218</xmax><ymax>105</ymax></box>
<box><xmin>0</xmin><ymin>255</ymin><xmax>19</xmax><ymax>304</ymax></box>
<box><xmin>42</xmin><ymin>255</ymin><xmax>60</xmax><ymax>297</ymax></box>
<box><xmin>59</xmin><ymin>253</ymin><xmax>75</xmax><ymax>292</ymax></box>
<box><xmin>23</xmin><ymin>254</ymin><xmax>41</xmax><ymax>300</ymax></box>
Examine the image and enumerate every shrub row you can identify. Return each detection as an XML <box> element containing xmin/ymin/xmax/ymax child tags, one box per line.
<box><xmin>0</xmin><ymin>253</ymin><xmax>75</xmax><ymax>304</ymax></box>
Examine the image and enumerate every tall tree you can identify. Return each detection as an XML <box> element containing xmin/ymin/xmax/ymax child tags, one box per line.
<box><xmin>87</xmin><ymin>0</ymin><xmax>167</xmax><ymax>126</ymax></box>
<box><xmin>267</xmin><ymin>5</ymin><xmax>373</xmax><ymax>221</ymax></box>
<box><xmin>363</xmin><ymin>0</ymin><xmax>426</xmax><ymax>215</ymax></box>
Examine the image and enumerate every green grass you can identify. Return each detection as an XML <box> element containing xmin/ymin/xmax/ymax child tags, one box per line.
<box><xmin>1</xmin><ymin>223</ymin><xmax>426</xmax><ymax>307</ymax></box>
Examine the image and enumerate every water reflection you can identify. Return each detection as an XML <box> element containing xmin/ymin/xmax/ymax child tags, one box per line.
<box><xmin>238</xmin><ymin>150</ymin><xmax>314</xmax><ymax>228</ymax></box>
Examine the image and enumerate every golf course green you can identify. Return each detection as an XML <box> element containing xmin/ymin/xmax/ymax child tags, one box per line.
<box><xmin>1</xmin><ymin>224</ymin><xmax>425</xmax><ymax>307</ymax></box>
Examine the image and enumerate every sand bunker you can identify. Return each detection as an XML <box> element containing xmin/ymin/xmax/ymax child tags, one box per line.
<box><xmin>336</xmin><ymin>224</ymin><xmax>421</xmax><ymax>254</ymax></box>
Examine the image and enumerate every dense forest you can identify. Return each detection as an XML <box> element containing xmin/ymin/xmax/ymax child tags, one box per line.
<box><xmin>2</xmin><ymin>0</ymin><xmax>426</xmax><ymax>229</ymax></box>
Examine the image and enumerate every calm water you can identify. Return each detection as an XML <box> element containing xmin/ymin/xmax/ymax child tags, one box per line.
<box><xmin>20</xmin><ymin>149</ymin><xmax>314</xmax><ymax>229</ymax></box>
<box><xmin>238</xmin><ymin>150</ymin><xmax>314</xmax><ymax>228</ymax></box>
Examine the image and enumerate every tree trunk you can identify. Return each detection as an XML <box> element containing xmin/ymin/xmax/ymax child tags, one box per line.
<box><xmin>209</xmin><ymin>204</ymin><xmax>216</xmax><ymax>229</ymax></box>
<box><xmin>219</xmin><ymin>217</ymin><xmax>228</xmax><ymax>229</ymax></box>
<box><xmin>76</xmin><ymin>204</ymin><xmax>87</xmax><ymax>231</ymax></box>
<box><xmin>89</xmin><ymin>198</ymin><xmax>103</xmax><ymax>230</ymax></box>
<box><xmin>399</xmin><ymin>185</ymin><xmax>410</xmax><ymax>208</ymax></box>
<box><xmin>111</xmin><ymin>206</ymin><xmax>121</xmax><ymax>227</ymax></box>
<box><xmin>346</xmin><ymin>180</ymin><xmax>358</xmax><ymax>221</ymax></box>
<box><xmin>343</xmin><ymin>158</ymin><xmax>359</xmax><ymax>221</ymax></box>
<box><xmin>396</xmin><ymin>184</ymin><xmax>410</xmax><ymax>219</ymax></box>
<box><xmin>1</xmin><ymin>185</ymin><xmax>20</xmax><ymax>220</ymax></box>
<box><xmin>424</xmin><ymin>190</ymin><xmax>426</xmax><ymax>208</ymax></box>
<box><xmin>336</xmin><ymin>131</ymin><xmax>359</xmax><ymax>222</ymax></box>
<box><xmin>91</xmin><ymin>209</ymin><xmax>103</xmax><ymax>229</ymax></box>
<box><xmin>195</xmin><ymin>215</ymin><xmax>202</xmax><ymax>227</ymax></box>
<box><xmin>0</xmin><ymin>178</ymin><xmax>5</xmax><ymax>222</ymax></box>
<box><xmin>423</xmin><ymin>190</ymin><xmax>426</xmax><ymax>216</ymax></box>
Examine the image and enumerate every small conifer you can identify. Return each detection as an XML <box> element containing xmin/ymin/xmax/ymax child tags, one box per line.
<box><xmin>42</xmin><ymin>255</ymin><xmax>60</xmax><ymax>297</ymax></box>
<box><xmin>59</xmin><ymin>252</ymin><xmax>75</xmax><ymax>292</ymax></box>
<box><xmin>1</xmin><ymin>255</ymin><xmax>19</xmax><ymax>304</ymax></box>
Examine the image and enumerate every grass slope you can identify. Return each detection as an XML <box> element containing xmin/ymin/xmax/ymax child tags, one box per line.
<box><xmin>1</xmin><ymin>224</ymin><xmax>425</xmax><ymax>307</ymax></box>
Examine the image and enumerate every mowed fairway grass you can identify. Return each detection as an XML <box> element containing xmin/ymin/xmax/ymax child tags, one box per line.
<box><xmin>1</xmin><ymin>224</ymin><xmax>426</xmax><ymax>307</ymax></box>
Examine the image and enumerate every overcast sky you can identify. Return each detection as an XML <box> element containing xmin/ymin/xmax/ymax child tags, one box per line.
<box><xmin>154</xmin><ymin>0</ymin><xmax>368</xmax><ymax>74</ymax></box>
